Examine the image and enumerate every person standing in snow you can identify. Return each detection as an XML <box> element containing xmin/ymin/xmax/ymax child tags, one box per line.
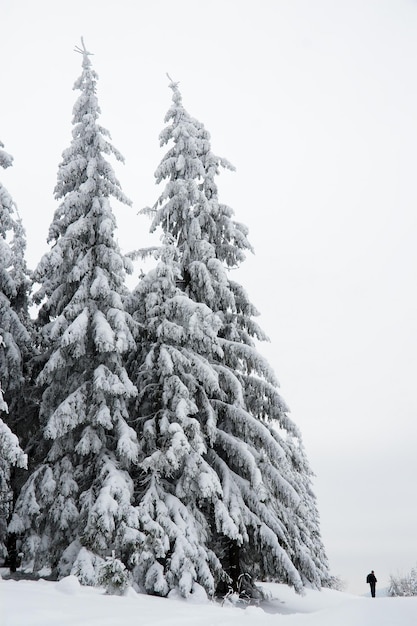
<box><xmin>367</xmin><ymin>570</ymin><xmax>377</xmax><ymax>597</ymax></box>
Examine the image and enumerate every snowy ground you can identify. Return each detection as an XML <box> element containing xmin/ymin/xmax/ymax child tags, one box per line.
<box><xmin>1</xmin><ymin>573</ymin><xmax>416</xmax><ymax>626</ymax></box>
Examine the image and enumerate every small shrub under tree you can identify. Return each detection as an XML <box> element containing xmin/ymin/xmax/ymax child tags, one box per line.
<box><xmin>98</xmin><ymin>552</ymin><xmax>131</xmax><ymax>596</ymax></box>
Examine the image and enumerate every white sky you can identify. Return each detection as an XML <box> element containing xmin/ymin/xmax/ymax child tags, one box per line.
<box><xmin>1</xmin><ymin>0</ymin><xmax>417</xmax><ymax>595</ymax></box>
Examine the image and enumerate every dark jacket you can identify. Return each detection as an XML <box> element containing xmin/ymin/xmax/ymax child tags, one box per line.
<box><xmin>367</xmin><ymin>572</ymin><xmax>377</xmax><ymax>584</ymax></box>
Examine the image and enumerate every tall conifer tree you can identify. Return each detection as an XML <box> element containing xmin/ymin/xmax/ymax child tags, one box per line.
<box><xmin>0</xmin><ymin>141</ymin><xmax>29</xmax><ymax>557</ymax></box>
<box><xmin>129</xmin><ymin>80</ymin><xmax>330</xmax><ymax>597</ymax></box>
<box><xmin>10</xmin><ymin>41</ymin><xmax>140</xmax><ymax>583</ymax></box>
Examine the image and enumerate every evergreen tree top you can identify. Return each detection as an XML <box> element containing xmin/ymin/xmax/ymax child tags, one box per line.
<box><xmin>147</xmin><ymin>77</ymin><xmax>251</xmax><ymax>273</ymax></box>
<box><xmin>0</xmin><ymin>139</ymin><xmax>30</xmax><ymax>316</ymax></box>
<box><xmin>49</xmin><ymin>38</ymin><xmax>130</xmax><ymax>247</ymax></box>
<box><xmin>0</xmin><ymin>141</ymin><xmax>16</xmax><ymax>239</ymax></box>
<box><xmin>0</xmin><ymin>141</ymin><xmax>13</xmax><ymax>169</ymax></box>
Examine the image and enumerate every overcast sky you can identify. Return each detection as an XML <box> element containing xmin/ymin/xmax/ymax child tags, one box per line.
<box><xmin>2</xmin><ymin>0</ymin><xmax>417</xmax><ymax>595</ymax></box>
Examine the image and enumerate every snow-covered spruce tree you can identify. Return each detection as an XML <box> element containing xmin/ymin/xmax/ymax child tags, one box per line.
<box><xmin>0</xmin><ymin>141</ymin><xmax>30</xmax><ymax>559</ymax></box>
<box><xmin>9</xmin><ymin>41</ymin><xmax>140</xmax><ymax>584</ymax></box>
<box><xmin>388</xmin><ymin>565</ymin><xmax>417</xmax><ymax>597</ymax></box>
<box><xmin>130</xmin><ymin>79</ymin><xmax>330</xmax><ymax>597</ymax></box>
<box><xmin>0</xmin><ymin>141</ymin><xmax>31</xmax><ymax>414</ymax></box>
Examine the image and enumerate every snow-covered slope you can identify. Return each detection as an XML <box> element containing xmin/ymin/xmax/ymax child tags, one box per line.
<box><xmin>1</xmin><ymin>575</ymin><xmax>416</xmax><ymax>626</ymax></box>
